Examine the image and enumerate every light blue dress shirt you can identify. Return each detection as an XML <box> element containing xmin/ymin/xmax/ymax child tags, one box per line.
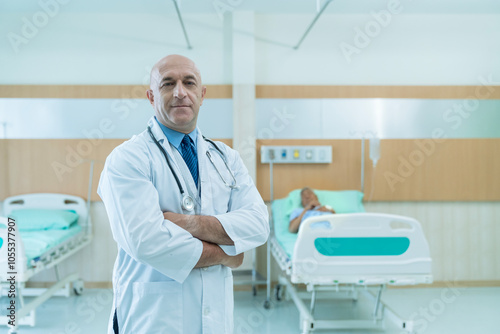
<box><xmin>155</xmin><ymin>116</ymin><xmax>198</xmax><ymax>155</ymax></box>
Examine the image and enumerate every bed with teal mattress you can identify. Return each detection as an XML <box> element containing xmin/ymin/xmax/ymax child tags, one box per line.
<box><xmin>269</xmin><ymin>189</ymin><xmax>433</xmax><ymax>334</ymax></box>
<box><xmin>0</xmin><ymin>193</ymin><xmax>92</xmax><ymax>331</ymax></box>
<box><xmin>271</xmin><ymin>189</ymin><xmax>366</xmax><ymax>259</ymax></box>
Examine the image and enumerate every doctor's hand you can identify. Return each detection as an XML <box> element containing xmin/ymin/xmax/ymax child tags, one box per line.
<box><xmin>223</xmin><ymin>252</ymin><xmax>244</xmax><ymax>269</ymax></box>
<box><xmin>195</xmin><ymin>241</ymin><xmax>244</xmax><ymax>269</ymax></box>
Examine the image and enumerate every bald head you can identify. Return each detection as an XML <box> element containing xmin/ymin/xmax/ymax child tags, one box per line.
<box><xmin>146</xmin><ymin>54</ymin><xmax>206</xmax><ymax>133</ymax></box>
<box><xmin>150</xmin><ymin>54</ymin><xmax>202</xmax><ymax>89</ymax></box>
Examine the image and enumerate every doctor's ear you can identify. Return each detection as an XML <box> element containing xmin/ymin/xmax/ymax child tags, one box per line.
<box><xmin>200</xmin><ymin>86</ymin><xmax>207</xmax><ymax>105</ymax></box>
<box><xmin>146</xmin><ymin>90</ymin><xmax>154</xmax><ymax>105</ymax></box>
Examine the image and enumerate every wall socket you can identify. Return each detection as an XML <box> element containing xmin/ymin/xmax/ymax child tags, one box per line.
<box><xmin>260</xmin><ymin>146</ymin><xmax>332</xmax><ymax>164</ymax></box>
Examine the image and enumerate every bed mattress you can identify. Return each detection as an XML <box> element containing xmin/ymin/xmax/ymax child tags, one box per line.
<box><xmin>20</xmin><ymin>225</ymin><xmax>82</xmax><ymax>265</ymax></box>
<box><xmin>272</xmin><ymin>198</ymin><xmax>300</xmax><ymax>258</ymax></box>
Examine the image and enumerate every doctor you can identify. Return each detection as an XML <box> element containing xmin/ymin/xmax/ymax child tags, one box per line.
<box><xmin>98</xmin><ymin>54</ymin><xmax>269</xmax><ymax>334</ymax></box>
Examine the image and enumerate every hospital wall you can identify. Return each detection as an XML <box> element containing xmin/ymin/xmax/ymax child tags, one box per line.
<box><xmin>1</xmin><ymin>10</ymin><xmax>500</xmax><ymax>286</ymax></box>
<box><xmin>1</xmin><ymin>96</ymin><xmax>499</xmax><ymax>286</ymax></box>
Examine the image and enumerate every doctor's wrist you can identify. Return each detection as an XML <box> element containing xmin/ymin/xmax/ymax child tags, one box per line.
<box><xmin>184</xmin><ymin>215</ymin><xmax>200</xmax><ymax>236</ymax></box>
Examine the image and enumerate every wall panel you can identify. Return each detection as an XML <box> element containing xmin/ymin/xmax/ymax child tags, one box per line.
<box><xmin>0</xmin><ymin>98</ymin><xmax>234</xmax><ymax>140</ymax></box>
<box><xmin>0</xmin><ymin>85</ymin><xmax>233</xmax><ymax>99</ymax></box>
<box><xmin>255</xmin><ymin>85</ymin><xmax>500</xmax><ymax>99</ymax></box>
<box><xmin>257</xmin><ymin>139</ymin><xmax>500</xmax><ymax>201</ymax></box>
<box><xmin>2</xmin><ymin>138</ymin><xmax>232</xmax><ymax>201</ymax></box>
<box><xmin>3</xmin><ymin>85</ymin><xmax>500</xmax><ymax>100</ymax></box>
<box><xmin>0</xmin><ymin>140</ymin><xmax>8</xmax><ymax>199</ymax></box>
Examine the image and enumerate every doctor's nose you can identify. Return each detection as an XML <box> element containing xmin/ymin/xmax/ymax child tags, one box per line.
<box><xmin>173</xmin><ymin>82</ymin><xmax>187</xmax><ymax>99</ymax></box>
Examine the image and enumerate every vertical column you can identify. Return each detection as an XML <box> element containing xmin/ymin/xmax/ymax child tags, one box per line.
<box><xmin>222</xmin><ymin>12</ymin><xmax>233</xmax><ymax>84</ymax></box>
<box><xmin>0</xmin><ymin>139</ymin><xmax>8</xmax><ymax>199</ymax></box>
<box><xmin>232</xmin><ymin>11</ymin><xmax>256</xmax><ymax>181</ymax></box>
<box><xmin>0</xmin><ymin>122</ymin><xmax>9</xmax><ymax>199</ymax></box>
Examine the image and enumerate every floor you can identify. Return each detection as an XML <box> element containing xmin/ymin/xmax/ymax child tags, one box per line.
<box><xmin>1</xmin><ymin>286</ymin><xmax>499</xmax><ymax>333</ymax></box>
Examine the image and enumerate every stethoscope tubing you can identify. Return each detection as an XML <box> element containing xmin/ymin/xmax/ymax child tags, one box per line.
<box><xmin>148</xmin><ymin>126</ymin><xmax>187</xmax><ymax>197</ymax></box>
<box><xmin>147</xmin><ymin>126</ymin><xmax>237</xmax><ymax>211</ymax></box>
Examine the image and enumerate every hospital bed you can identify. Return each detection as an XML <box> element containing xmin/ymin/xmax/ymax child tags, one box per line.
<box><xmin>0</xmin><ymin>193</ymin><xmax>92</xmax><ymax>334</ymax></box>
<box><xmin>268</xmin><ymin>189</ymin><xmax>433</xmax><ymax>334</ymax></box>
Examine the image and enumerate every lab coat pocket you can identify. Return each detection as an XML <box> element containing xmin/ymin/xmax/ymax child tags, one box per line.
<box><xmin>129</xmin><ymin>281</ymin><xmax>183</xmax><ymax>334</ymax></box>
<box><xmin>225</xmin><ymin>275</ymin><xmax>234</xmax><ymax>334</ymax></box>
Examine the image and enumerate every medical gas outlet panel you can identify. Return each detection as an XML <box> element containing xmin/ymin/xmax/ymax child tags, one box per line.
<box><xmin>260</xmin><ymin>146</ymin><xmax>332</xmax><ymax>164</ymax></box>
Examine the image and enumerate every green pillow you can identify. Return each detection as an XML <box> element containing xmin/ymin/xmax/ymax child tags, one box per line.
<box><xmin>284</xmin><ymin>189</ymin><xmax>365</xmax><ymax>217</ymax></box>
<box><xmin>9</xmin><ymin>209</ymin><xmax>79</xmax><ymax>231</ymax></box>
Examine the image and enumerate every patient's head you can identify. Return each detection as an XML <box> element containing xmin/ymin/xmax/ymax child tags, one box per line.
<box><xmin>300</xmin><ymin>187</ymin><xmax>319</xmax><ymax>207</ymax></box>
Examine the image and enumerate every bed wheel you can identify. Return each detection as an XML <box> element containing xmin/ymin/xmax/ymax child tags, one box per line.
<box><xmin>73</xmin><ymin>279</ymin><xmax>84</xmax><ymax>296</ymax></box>
<box><xmin>263</xmin><ymin>300</ymin><xmax>271</xmax><ymax>309</ymax></box>
<box><xmin>275</xmin><ymin>284</ymin><xmax>283</xmax><ymax>301</ymax></box>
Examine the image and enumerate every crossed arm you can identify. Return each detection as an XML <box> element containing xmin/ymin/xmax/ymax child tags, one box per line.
<box><xmin>163</xmin><ymin>212</ymin><xmax>243</xmax><ymax>269</ymax></box>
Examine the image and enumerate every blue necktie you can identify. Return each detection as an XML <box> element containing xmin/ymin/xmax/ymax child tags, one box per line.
<box><xmin>181</xmin><ymin>135</ymin><xmax>198</xmax><ymax>186</ymax></box>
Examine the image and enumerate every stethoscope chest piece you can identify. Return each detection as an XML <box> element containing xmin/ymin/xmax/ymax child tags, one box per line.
<box><xmin>182</xmin><ymin>194</ymin><xmax>195</xmax><ymax>212</ymax></box>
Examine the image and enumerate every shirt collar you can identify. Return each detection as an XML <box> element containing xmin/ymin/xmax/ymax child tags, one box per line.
<box><xmin>154</xmin><ymin>116</ymin><xmax>198</xmax><ymax>151</ymax></box>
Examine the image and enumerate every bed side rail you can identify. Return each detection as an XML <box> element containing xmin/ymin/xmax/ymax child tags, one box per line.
<box><xmin>292</xmin><ymin>213</ymin><xmax>432</xmax><ymax>285</ymax></box>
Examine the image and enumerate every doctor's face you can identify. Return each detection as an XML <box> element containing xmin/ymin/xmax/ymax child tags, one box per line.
<box><xmin>147</xmin><ymin>55</ymin><xmax>206</xmax><ymax>134</ymax></box>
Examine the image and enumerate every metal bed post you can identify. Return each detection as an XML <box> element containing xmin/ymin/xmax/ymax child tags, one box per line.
<box><xmin>251</xmin><ymin>248</ymin><xmax>256</xmax><ymax>295</ymax></box>
<box><xmin>372</xmin><ymin>285</ymin><xmax>384</xmax><ymax>320</ymax></box>
<box><xmin>264</xmin><ymin>160</ymin><xmax>274</xmax><ymax>309</ymax></box>
<box><xmin>86</xmin><ymin>160</ymin><xmax>95</xmax><ymax>235</ymax></box>
<box><xmin>309</xmin><ymin>286</ymin><xmax>317</xmax><ymax>316</ymax></box>
<box><xmin>361</xmin><ymin>137</ymin><xmax>365</xmax><ymax>193</ymax></box>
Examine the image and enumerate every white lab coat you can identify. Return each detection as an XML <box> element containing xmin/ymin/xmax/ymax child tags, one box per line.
<box><xmin>98</xmin><ymin>117</ymin><xmax>269</xmax><ymax>334</ymax></box>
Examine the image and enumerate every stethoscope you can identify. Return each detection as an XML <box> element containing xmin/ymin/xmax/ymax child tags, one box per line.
<box><xmin>147</xmin><ymin>126</ymin><xmax>238</xmax><ymax>211</ymax></box>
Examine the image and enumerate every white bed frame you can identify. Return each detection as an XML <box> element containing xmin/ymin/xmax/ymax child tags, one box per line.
<box><xmin>270</xmin><ymin>213</ymin><xmax>432</xmax><ymax>334</ymax></box>
<box><xmin>0</xmin><ymin>193</ymin><xmax>93</xmax><ymax>334</ymax></box>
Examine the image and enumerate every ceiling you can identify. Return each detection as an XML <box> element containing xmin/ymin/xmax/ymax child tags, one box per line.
<box><xmin>1</xmin><ymin>0</ymin><xmax>500</xmax><ymax>14</ymax></box>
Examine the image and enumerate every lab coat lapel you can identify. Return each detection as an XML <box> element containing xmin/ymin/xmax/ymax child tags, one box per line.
<box><xmin>148</xmin><ymin>118</ymin><xmax>180</xmax><ymax>170</ymax></box>
<box><xmin>147</xmin><ymin>117</ymin><xmax>195</xmax><ymax>213</ymax></box>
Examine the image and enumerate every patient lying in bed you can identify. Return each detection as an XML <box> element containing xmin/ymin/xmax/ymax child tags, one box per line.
<box><xmin>289</xmin><ymin>187</ymin><xmax>335</xmax><ymax>233</ymax></box>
